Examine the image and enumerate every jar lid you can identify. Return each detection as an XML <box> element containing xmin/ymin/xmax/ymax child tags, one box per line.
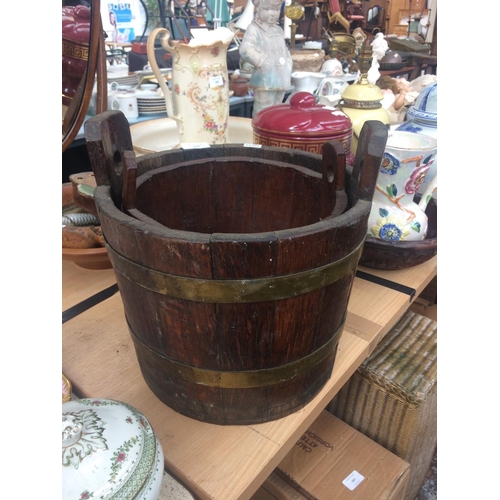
<box><xmin>252</xmin><ymin>92</ymin><xmax>352</xmax><ymax>137</ymax></box>
<box><xmin>406</xmin><ymin>82</ymin><xmax>437</xmax><ymax>124</ymax></box>
<box><xmin>341</xmin><ymin>80</ymin><xmax>384</xmax><ymax>104</ymax></box>
<box><xmin>62</xmin><ymin>398</ymin><xmax>164</xmax><ymax>500</ymax></box>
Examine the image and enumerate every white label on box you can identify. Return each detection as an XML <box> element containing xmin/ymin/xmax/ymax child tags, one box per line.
<box><xmin>342</xmin><ymin>470</ymin><xmax>364</xmax><ymax>491</ymax></box>
<box><xmin>210</xmin><ymin>75</ymin><xmax>224</xmax><ymax>88</ymax></box>
<box><xmin>243</xmin><ymin>143</ymin><xmax>262</xmax><ymax>148</ymax></box>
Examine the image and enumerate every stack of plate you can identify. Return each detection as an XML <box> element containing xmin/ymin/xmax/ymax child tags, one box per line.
<box><xmin>107</xmin><ymin>72</ymin><xmax>140</xmax><ymax>88</ymax></box>
<box><xmin>136</xmin><ymin>89</ymin><xmax>167</xmax><ymax>116</ymax></box>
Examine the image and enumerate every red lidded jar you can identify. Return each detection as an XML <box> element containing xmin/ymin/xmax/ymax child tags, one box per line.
<box><xmin>252</xmin><ymin>92</ymin><xmax>354</xmax><ymax>163</ymax></box>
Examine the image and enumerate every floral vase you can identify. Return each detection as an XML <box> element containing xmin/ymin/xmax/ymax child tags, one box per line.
<box><xmin>367</xmin><ymin>131</ymin><xmax>437</xmax><ymax>242</ymax></box>
<box><xmin>396</xmin><ymin>82</ymin><xmax>437</xmax><ymax>196</ymax></box>
<box><xmin>147</xmin><ymin>27</ymin><xmax>235</xmax><ymax>145</ymax></box>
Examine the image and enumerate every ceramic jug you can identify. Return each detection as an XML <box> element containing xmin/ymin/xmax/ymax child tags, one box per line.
<box><xmin>290</xmin><ymin>71</ymin><xmax>326</xmax><ymax>94</ymax></box>
<box><xmin>367</xmin><ymin>131</ymin><xmax>437</xmax><ymax>242</ymax></box>
<box><xmin>147</xmin><ymin>27</ymin><xmax>234</xmax><ymax>145</ymax></box>
<box><xmin>317</xmin><ymin>76</ymin><xmax>349</xmax><ymax>106</ymax></box>
<box><xmin>396</xmin><ymin>82</ymin><xmax>438</xmax><ymax>197</ymax></box>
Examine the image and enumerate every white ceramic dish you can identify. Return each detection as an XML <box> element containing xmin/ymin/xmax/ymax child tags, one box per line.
<box><xmin>130</xmin><ymin>116</ymin><xmax>254</xmax><ymax>155</ymax></box>
<box><xmin>304</xmin><ymin>41</ymin><xmax>322</xmax><ymax>49</ymax></box>
<box><xmin>62</xmin><ymin>398</ymin><xmax>164</xmax><ymax>500</ymax></box>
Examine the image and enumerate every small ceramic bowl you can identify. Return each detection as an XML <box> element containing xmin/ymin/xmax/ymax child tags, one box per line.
<box><xmin>62</xmin><ymin>398</ymin><xmax>164</xmax><ymax>500</ymax></box>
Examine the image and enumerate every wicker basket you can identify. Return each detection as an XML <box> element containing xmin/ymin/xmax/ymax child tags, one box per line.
<box><xmin>327</xmin><ymin>310</ymin><xmax>437</xmax><ymax>500</ymax></box>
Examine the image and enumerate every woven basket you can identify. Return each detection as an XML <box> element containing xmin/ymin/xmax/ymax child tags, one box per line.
<box><xmin>327</xmin><ymin>310</ymin><xmax>437</xmax><ymax>500</ymax></box>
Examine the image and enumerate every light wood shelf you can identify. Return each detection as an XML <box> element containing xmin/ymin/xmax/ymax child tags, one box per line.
<box><xmin>62</xmin><ymin>255</ymin><xmax>436</xmax><ymax>500</ymax></box>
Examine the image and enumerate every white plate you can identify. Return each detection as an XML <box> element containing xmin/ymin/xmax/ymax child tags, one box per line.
<box><xmin>130</xmin><ymin>116</ymin><xmax>254</xmax><ymax>155</ymax></box>
<box><xmin>136</xmin><ymin>89</ymin><xmax>164</xmax><ymax>99</ymax></box>
<box><xmin>134</xmin><ymin>68</ymin><xmax>172</xmax><ymax>77</ymax></box>
<box><xmin>137</xmin><ymin>108</ymin><xmax>167</xmax><ymax>115</ymax></box>
<box><xmin>138</xmin><ymin>106</ymin><xmax>167</xmax><ymax>110</ymax></box>
<box><xmin>137</xmin><ymin>99</ymin><xmax>166</xmax><ymax>105</ymax></box>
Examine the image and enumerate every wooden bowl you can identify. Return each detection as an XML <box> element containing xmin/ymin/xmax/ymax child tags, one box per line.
<box><xmin>62</xmin><ymin>182</ymin><xmax>112</xmax><ymax>270</ymax></box>
<box><xmin>359</xmin><ymin>196</ymin><xmax>437</xmax><ymax>270</ymax></box>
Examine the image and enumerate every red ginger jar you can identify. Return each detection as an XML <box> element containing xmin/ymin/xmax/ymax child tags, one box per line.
<box><xmin>252</xmin><ymin>92</ymin><xmax>354</xmax><ymax>163</ymax></box>
<box><xmin>62</xmin><ymin>5</ymin><xmax>91</xmax><ymax>106</ymax></box>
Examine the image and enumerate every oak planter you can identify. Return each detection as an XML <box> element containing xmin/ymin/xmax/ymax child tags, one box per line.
<box><xmin>85</xmin><ymin>111</ymin><xmax>387</xmax><ymax>425</ymax></box>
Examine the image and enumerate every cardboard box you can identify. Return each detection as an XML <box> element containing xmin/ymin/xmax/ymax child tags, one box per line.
<box><xmin>252</xmin><ymin>411</ymin><xmax>409</xmax><ymax>500</ymax></box>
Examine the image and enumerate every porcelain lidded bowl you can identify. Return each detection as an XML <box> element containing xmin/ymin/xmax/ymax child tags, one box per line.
<box><xmin>252</xmin><ymin>91</ymin><xmax>354</xmax><ymax>162</ymax></box>
<box><xmin>397</xmin><ymin>82</ymin><xmax>437</xmax><ymax>134</ymax></box>
<box><xmin>62</xmin><ymin>398</ymin><xmax>164</xmax><ymax>500</ymax></box>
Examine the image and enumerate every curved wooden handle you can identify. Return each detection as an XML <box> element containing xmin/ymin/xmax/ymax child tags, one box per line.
<box><xmin>348</xmin><ymin>120</ymin><xmax>388</xmax><ymax>204</ymax></box>
<box><xmin>84</xmin><ymin>110</ymin><xmax>135</xmax><ymax>209</ymax></box>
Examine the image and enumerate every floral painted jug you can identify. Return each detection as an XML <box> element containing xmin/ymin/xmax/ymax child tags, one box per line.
<box><xmin>147</xmin><ymin>27</ymin><xmax>234</xmax><ymax>146</ymax></box>
<box><xmin>396</xmin><ymin>82</ymin><xmax>437</xmax><ymax>197</ymax></box>
<box><xmin>368</xmin><ymin>131</ymin><xmax>437</xmax><ymax>242</ymax></box>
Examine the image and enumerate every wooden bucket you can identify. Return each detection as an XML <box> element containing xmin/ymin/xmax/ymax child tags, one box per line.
<box><xmin>85</xmin><ymin>111</ymin><xmax>387</xmax><ymax>425</ymax></box>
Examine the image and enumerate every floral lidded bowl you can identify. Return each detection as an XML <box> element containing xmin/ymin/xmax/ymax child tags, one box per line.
<box><xmin>62</xmin><ymin>398</ymin><xmax>164</xmax><ymax>500</ymax></box>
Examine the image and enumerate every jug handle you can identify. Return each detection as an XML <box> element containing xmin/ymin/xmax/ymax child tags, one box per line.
<box><xmin>418</xmin><ymin>173</ymin><xmax>437</xmax><ymax>211</ymax></box>
<box><xmin>146</xmin><ymin>27</ymin><xmax>183</xmax><ymax>130</ymax></box>
<box><xmin>317</xmin><ymin>78</ymin><xmax>331</xmax><ymax>98</ymax></box>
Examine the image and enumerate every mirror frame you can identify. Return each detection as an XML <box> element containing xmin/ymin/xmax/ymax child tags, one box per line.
<box><xmin>63</xmin><ymin>0</ymin><xmax>107</xmax><ymax>152</ymax></box>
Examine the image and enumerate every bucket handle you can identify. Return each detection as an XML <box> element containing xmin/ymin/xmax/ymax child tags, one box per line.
<box><xmin>348</xmin><ymin>120</ymin><xmax>388</xmax><ymax>205</ymax></box>
<box><xmin>85</xmin><ymin>110</ymin><xmax>136</xmax><ymax>209</ymax></box>
<box><xmin>321</xmin><ymin>140</ymin><xmax>345</xmax><ymax>218</ymax></box>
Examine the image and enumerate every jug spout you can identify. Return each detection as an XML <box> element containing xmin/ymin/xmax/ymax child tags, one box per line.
<box><xmin>291</xmin><ymin>71</ymin><xmax>327</xmax><ymax>93</ymax></box>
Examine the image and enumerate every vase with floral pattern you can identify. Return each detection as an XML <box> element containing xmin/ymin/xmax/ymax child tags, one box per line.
<box><xmin>396</xmin><ymin>82</ymin><xmax>437</xmax><ymax>196</ymax></box>
<box><xmin>147</xmin><ymin>27</ymin><xmax>234</xmax><ymax>146</ymax></box>
<box><xmin>367</xmin><ymin>131</ymin><xmax>437</xmax><ymax>242</ymax></box>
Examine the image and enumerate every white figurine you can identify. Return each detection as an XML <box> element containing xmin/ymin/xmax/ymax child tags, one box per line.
<box><xmin>239</xmin><ymin>0</ymin><xmax>293</xmax><ymax>117</ymax></box>
<box><xmin>371</xmin><ymin>32</ymin><xmax>388</xmax><ymax>60</ymax></box>
<box><xmin>368</xmin><ymin>32</ymin><xmax>388</xmax><ymax>84</ymax></box>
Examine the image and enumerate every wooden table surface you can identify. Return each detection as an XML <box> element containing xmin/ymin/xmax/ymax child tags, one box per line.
<box><xmin>62</xmin><ymin>255</ymin><xmax>437</xmax><ymax>500</ymax></box>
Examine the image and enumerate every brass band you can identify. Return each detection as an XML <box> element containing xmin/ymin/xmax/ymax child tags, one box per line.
<box><xmin>129</xmin><ymin>320</ymin><xmax>343</xmax><ymax>388</ymax></box>
<box><xmin>106</xmin><ymin>241</ymin><xmax>363</xmax><ymax>303</ymax></box>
